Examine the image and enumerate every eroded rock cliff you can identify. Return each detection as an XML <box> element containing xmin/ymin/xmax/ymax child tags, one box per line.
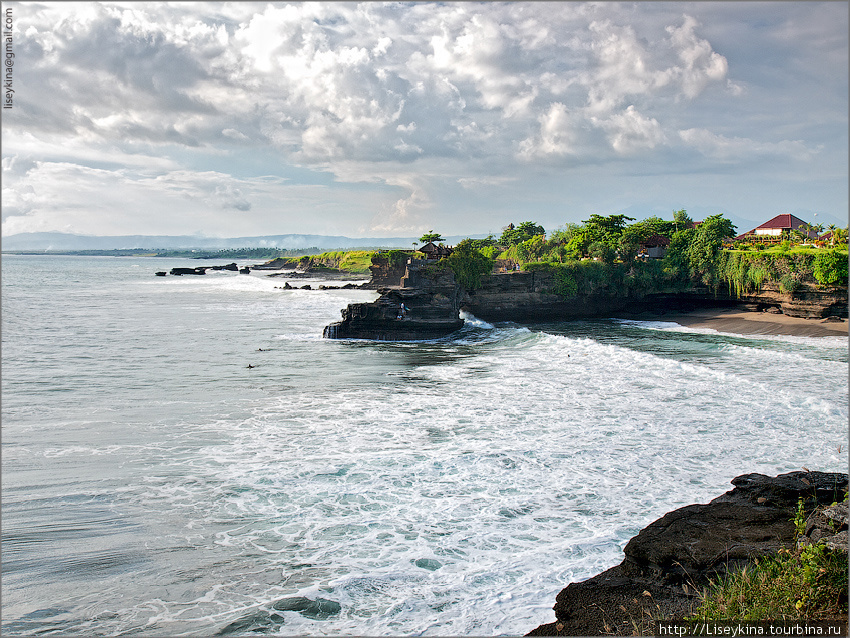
<box><xmin>527</xmin><ymin>471</ymin><xmax>848</xmax><ymax>636</ymax></box>
<box><xmin>324</xmin><ymin>263</ymin><xmax>847</xmax><ymax>340</ymax></box>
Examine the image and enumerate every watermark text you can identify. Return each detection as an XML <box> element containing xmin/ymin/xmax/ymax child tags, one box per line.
<box><xmin>5</xmin><ymin>6</ymin><xmax>14</xmax><ymax>109</ymax></box>
<box><xmin>656</xmin><ymin>621</ymin><xmax>847</xmax><ymax>637</ymax></box>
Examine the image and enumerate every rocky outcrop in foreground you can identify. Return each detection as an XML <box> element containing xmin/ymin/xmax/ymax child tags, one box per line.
<box><xmin>527</xmin><ymin>471</ymin><xmax>848</xmax><ymax>636</ymax></box>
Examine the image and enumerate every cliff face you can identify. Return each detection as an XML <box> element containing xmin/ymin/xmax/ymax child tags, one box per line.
<box><xmin>363</xmin><ymin>254</ymin><xmax>408</xmax><ymax>289</ymax></box>
<box><xmin>736</xmin><ymin>282</ymin><xmax>848</xmax><ymax>318</ymax></box>
<box><xmin>461</xmin><ymin>271</ymin><xmax>679</xmax><ymax>321</ymax></box>
<box><xmin>323</xmin><ymin>261</ymin><xmax>465</xmax><ymax>340</ymax></box>
<box><xmin>527</xmin><ymin>471</ymin><xmax>848</xmax><ymax>637</ymax></box>
<box><xmin>324</xmin><ymin>263</ymin><xmax>847</xmax><ymax>340</ymax></box>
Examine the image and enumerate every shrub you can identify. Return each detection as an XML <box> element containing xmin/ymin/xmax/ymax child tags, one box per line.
<box><xmin>442</xmin><ymin>239</ymin><xmax>494</xmax><ymax>290</ymax></box>
<box><xmin>588</xmin><ymin>241</ymin><xmax>615</xmax><ymax>264</ymax></box>
<box><xmin>690</xmin><ymin>500</ymin><xmax>848</xmax><ymax>623</ymax></box>
<box><xmin>813</xmin><ymin>249</ymin><xmax>849</xmax><ymax>286</ymax></box>
<box><xmin>779</xmin><ymin>274</ymin><xmax>801</xmax><ymax>294</ymax></box>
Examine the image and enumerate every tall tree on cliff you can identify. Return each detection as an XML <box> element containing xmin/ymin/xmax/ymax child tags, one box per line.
<box><xmin>500</xmin><ymin>221</ymin><xmax>546</xmax><ymax>246</ymax></box>
<box><xmin>420</xmin><ymin>230</ymin><xmax>444</xmax><ymax>244</ymax></box>
<box><xmin>666</xmin><ymin>214</ymin><xmax>737</xmax><ymax>286</ymax></box>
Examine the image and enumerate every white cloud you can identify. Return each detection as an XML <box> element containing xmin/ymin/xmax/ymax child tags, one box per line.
<box><xmin>1</xmin><ymin>2</ymin><xmax>845</xmax><ymax>237</ymax></box>
<box><xmin>518</xmin><ymin>102</ymin><xmax>578</xmax><ymax>159</ymax></box>
<box><xmin>666</xmin><ymin>15</ymin><xmax>729</xmax><ymax>99</ymax></box>
<box><xmin>594</xmin><ymin>106</ymin><xmax>666</xmax><ymax>155</ymax></box>
<box><xmin>678</xmin><ymin>128</ymin><xmax>821</xmax><ymax>161</ymax></box>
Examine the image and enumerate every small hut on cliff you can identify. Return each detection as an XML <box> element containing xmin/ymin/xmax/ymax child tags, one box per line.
<box><xmin>639</xmin><ymin>234</ymin><xmax>670</xmax><ymax>259</ymax></box>
<box><xmin>418</xmin><ymin>242</ymin><xmax>453</xmax><ymax>260</ymax></box>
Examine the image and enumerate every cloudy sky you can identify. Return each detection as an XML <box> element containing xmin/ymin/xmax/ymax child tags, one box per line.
<box><xmin>2</xmin><ymin>1</ymin><xmax>847</xmax><ymax>239</ymax></box>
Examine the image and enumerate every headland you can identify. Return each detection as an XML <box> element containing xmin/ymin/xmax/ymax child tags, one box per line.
<box><xmin>323</xmin><ymin>253</ymin><xmax>847</xmax><ymax>340</ymax></box>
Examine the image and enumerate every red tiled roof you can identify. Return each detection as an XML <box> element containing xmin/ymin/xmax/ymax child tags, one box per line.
<box><xmin>640</xmin><ymin>234</ymin><xmax>670</xmax><ymax>247</ymax></box>
<box><xmin>756</xmin><ymin>214</ymin><xmax>808</xmax><ymax>230</ymax></box>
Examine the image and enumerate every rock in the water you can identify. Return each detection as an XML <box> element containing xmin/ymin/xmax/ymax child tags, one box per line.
<box><xmin>170</xmin><ymin>267</ymin><xmax>207</xmax><ymax>276</ymax></box>
<box><xmin>414</xmin><ymin>558</ymin><xmax>442</xmax><ymax>571</ymax></box>
<box><xmin>324</xmin><ymin>260</ymin><xmax>465</xmax><ymax>340</ymax></box>
<box><xmin>271</xmin><ymin>596</ymin><xmax>341</xmax><ymax>620</ymax></box>
<box><xmin>216</xmin><ymin>610</ymin><xmax>284</xmax><ymax>635</ymax></box>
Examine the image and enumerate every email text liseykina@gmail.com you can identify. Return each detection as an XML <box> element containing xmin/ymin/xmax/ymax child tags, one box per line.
<box><xmin>5</xmin><ymin>7</ymin><xmax>13</xmax><ymax>109</ymax></box>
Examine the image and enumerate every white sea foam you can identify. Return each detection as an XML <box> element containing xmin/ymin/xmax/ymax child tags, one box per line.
<box><xmin>3</xmin><ymin>256</ymin><xmax>847</xmax><ymax>637</ymax></box>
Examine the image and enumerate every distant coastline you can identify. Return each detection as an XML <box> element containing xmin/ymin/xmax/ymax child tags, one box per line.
<box><xmin>1</xmin><ymin>231</ymin><xmax>480</xmax><ymax>253</ymax></box>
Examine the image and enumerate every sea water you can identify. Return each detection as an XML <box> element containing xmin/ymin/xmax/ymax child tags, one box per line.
<box><xmin>2</xmin><ymin>254</ymin><xmax>847</xmax><ymax>636</ymax></box>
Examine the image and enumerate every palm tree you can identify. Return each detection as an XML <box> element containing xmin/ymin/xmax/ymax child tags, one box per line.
<box><xmin>827</xmin><ymin>224</ymin><xmax>837</xmax><ymax>247</ymax></box>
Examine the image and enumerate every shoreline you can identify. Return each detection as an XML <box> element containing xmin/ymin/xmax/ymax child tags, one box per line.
<box><xmin>624</xmin><ymin>307</ymin><xmax>848</xmax><ymax>338</ymax></box>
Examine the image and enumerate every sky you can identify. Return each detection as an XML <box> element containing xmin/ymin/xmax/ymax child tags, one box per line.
<box><xmin>1</xmin><ymin>1</ymin><xmax>848</xmax><ymax>240</ymax></box>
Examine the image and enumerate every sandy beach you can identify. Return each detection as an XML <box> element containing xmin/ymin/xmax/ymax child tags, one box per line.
<box><xmin>629</xmin><ymin>307</ymin><xmax>849</xmax><ymax>338</ymax></box>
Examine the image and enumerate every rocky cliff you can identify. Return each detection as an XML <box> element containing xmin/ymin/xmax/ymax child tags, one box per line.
<box><xmin>735</xmin><ymin>281</ymin><xmax>848</xmax><ymax>319</ymax></box>
<box><xmin>527</xmin><ymin>471</ymin><xmax>848</xmax><ymax>636</ymax></box>
<box><xmin>324</xmin><ymin>263</ymin><xmax>847</xmax><ymax>340</ymax></box>
<box><xmin>323</xmin><ymin>260</ymin><xmax>465</xmax><ymax>340</ymax></box>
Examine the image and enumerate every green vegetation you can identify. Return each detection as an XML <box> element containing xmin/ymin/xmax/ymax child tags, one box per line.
<box><xmin>441</xmin><ymin>239</ymin><xmax>495</xmax><ymax>290</ymax></box>
<box><xmin>525</xmin><ymin>258</ymin><xmax>678</xmax><ymax>298</ymax></box>
<box><xmin>474</xmin><ymin>212</ymin><xmax>847</xmax><ymax>296</ymax></box>
<box><xmin>813</xmin><ymin>249</ymin><xmax>849</xmax><ymax>286</ymax></box>
<box><xmin>499</xmin><ymin>221</ymin><xmax>546</xmax><ymax>247</ymax></box>
<box><xmin>308</xmin><ymin>250</ymin><xmax>376</xmax><ymax>274</ymax></box>
<box><xmin>419</xmin><ymin>230</ymin><xmax>444</xmax><ymax>244</ymax></box>
<box><xmin>688</xmin><ymin>499</ymin><xmax>848</xmax><ymax>623</ymax></box>
<box><xmin>263</xmin><ymin>249</ymin><xmax>416</xmax><ymax>274</ymax></box>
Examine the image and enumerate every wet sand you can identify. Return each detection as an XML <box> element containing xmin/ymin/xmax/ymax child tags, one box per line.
<box><xmin>630</xmin><ymin>307</ymin><xmax>848</xmax><ymax>338</ymax></box>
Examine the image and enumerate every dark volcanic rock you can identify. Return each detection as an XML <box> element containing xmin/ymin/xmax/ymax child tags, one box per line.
<box><xmin>324</xmin><ymin>261</ymin><xmax>464</xmax><ymax>340</ymax></box>
<box><xmin>528</xmin><ymin>471</ymin><xmax>848</xmax><ymax>636</ymax></box>
<box><xmin>170</xmin><ymin>267</ymin><xmax>207</xmax><ymax>275</ymax></box>
<box><xmin>363</xmin><ymin>253</ymin><xmax>409</xmax><ymax>289</ymax></box>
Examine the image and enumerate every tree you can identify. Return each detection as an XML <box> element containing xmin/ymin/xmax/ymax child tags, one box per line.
<box><xmin>420</xmin><ymin>230</ymin><xmax>444</xmax><ymax>244</ymax></box>
<box><xmin>443</xmin><ymin>239</ymin><xmax>495</xmax><ymax>290</ymax></box>
<box><xmin>827</xmin><ymin>224</ymin><xmax>837</xmax><ymax>247</ymax></box>
<box><xmin>673</xmin><ymin>209</ymin><xmax>693</xmax><ymax>231</ymax></box>
<box><xmin>588</xmin><ymin>241</ymin><xmax>616</xmax><ymax>264</ymax></box>
<box><xmin>468</xmin><ymin>235</ymin><xmax>498</xmax><ymax>250</ymax></box>
<box><xmin>515</xmin><ymin>234</ymin><xmax>548</xmax><ymax>262</ymax></box>
<box><xmin>500</xmin><ymin>221</ymin><xmax>546</xmax><ymax>246</ymax></box>
<box><xmin>620</xmin><ymin>216</ymin><xmax>676</xmax><ymax>246</ymax></box>
<box><xmin>684</xmin><ymin>215</ymin><xmax>737</xmax><ymax>286</ymax></box>
<box><xmin>549</xmin><ymin>223</ymin><xmax>581</xmax><ymax>245</ymax></box>
<box><xmin>582</xmin><ymin>214</ymin><xmax>635</xmax><ymax>245</ymax></box>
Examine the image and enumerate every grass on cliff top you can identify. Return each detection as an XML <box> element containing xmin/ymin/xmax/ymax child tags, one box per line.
<box><xmin>687</xmin><ymin>499</ymin><xmax>848</xmax><ymax>623</ymax></box>
<box><xmin>309</xmin><ymin>251</ymin><xmax>376</xmax><ymax>274</ymax></box>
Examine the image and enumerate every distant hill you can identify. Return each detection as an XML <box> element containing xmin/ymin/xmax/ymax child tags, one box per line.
<box><xmin>1</xmin><ymin>232</ymin><xmax>483</xmax><ymax>252</ymax></box>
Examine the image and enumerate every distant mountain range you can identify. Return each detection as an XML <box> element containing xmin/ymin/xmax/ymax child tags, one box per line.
<box><xmin>1</xmin><ymin>232</ymin><xmax>482</xmax><ymax>252</ymax></box>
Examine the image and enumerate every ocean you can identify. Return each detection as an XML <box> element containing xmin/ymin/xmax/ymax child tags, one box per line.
<box><xmin>2</xmin><ymin>254</ymin><xmax>847</xmax><ymax>636</ymax></box>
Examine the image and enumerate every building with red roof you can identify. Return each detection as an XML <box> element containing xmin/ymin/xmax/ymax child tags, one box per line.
<box><xmin>736</xmin><ymin>214</ymin><xmax>816</xmax><ymax>240</ymax></box>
